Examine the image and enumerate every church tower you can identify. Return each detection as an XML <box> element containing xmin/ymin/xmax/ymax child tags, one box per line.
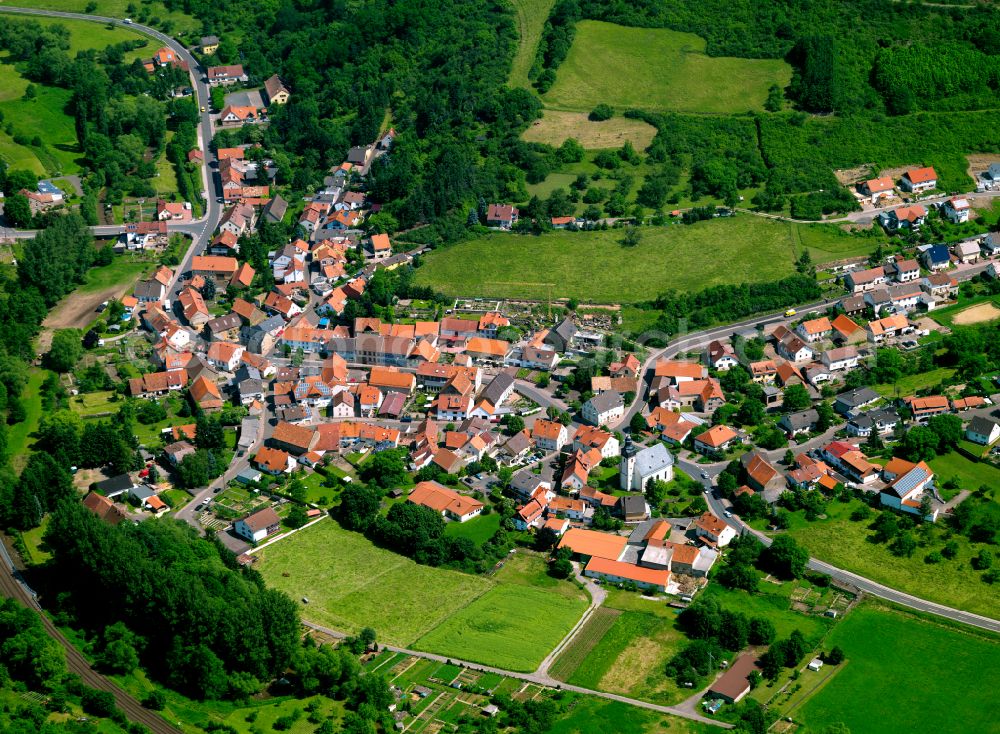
<box><xmin>619</xmin><ymin>435</ymin><xmax>638</xmax><ymax>490</ymax></box>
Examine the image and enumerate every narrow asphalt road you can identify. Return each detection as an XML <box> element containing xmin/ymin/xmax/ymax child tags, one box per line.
<box><xmin>687</xmin><ymin>468</ymin><xmax>1000</xmax><ymax>634</ymax></box>
<box><xmin>0</xmin><ymin>5</ymin><xmax>224</xmax><ymax>291</ymax></box>
<box><xmin>300</xmin><ymin>618</ymin><xmax>731</xmax><ymax>729</ymax></box>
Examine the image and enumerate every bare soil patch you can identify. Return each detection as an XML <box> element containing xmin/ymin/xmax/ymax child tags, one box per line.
<box><xmin>952</xmin><ymin>302</ymin><xmax>1000</xmax><ymax>326</ymax></box>
<box><xmin>834</xmin><ymin>164</ymin><xmax>876</xmax><ymax>187</ymax></box>
<box><xmin>965</xmin><ymin>153</ymin><xmax>1000</xmax><ymax>179</ymax></box>
<box><xmin>522</xmin><ymin>110</ymin><xmax>657</xmax><ymax>150</ymax></box>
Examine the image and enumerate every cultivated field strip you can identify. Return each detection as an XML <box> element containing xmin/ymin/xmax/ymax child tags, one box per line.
<box><xmin>548</xmin><ymin>607</ymin><xmax>621</xmax><ymax>681</ymax></box>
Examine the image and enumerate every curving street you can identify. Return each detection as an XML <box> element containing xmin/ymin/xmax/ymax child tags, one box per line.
<box><xmin>0</xmin><ymin>6</ymin><xmax>225</xmax><ymax>300</ymax></box>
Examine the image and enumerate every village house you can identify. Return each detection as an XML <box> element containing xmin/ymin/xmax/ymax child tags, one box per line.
<box><xmin>879</xmin><ymin>205</ymin><xmax>927</xmax><ymax>232</ymax></box>
<box><xmin>834</xmin><ymin>387</ymin><xmax>880</xmax><ymax>417</ymax></box>
<box><xmin>178</xmin><ymin>287</ymin><xmax>210</xmax><ymax>327</ymax></box>
<box><xmin>363</xmin><ymin>233</ymin><xmax>392</xmax><ymax>261</ymax></box>
<box><xmin>903</xmin><ymin>395</ymin><xmax>950</xmax><ymax>421</ymax></box>
<box><xmin>773</xmin><ymin>327</ymin><xmax>815</xmax><ymax>363</ymax></box>
<box><xmin>486</xmin><ymin>203</ymin><xmax>518</xmax><ymax>229</ymax></box>
<box><xmin>693</xmin><ymin>511</ymin><xmax>736</xmax><ymax>548</ymax></box>
<box><xmin>271</xmin><ymin>421</ymin><xmax>319</xmax><ymax>455</ymax></box>
<box><xmin>943</xmin><ymin>196</ymin><xmax>971</xmax><ymax>224</ymax></box>
<box><xmin>741</xmin><ymin>452</ymin><xmax>785</xmax><ymax>495</ymax></box>
<box><xmin>128</xmin><ymin>369</ymin><xmax>188</xmax><ymax>398</ymax></box>
<box><xmin>207</xmin><ymin>64</ymin><xmax>248</xmax><ymax>85</ymax></box>
<box><xmin>967</xmin><ymin>416</ymin><xmax>1000</xmax><ymax>446</ymax></box>
<box><xmin>200</xmin><ymin>35</ymin><xmax>219</xmax><ymax>54</ymax></box>
<box><xmin>865</xmin><ymin>283</ymin><xmax>924</xmax><ymax>316</ymax></box>
<box><xmin>920</xmin><ymin>244</ymin><xmax>951</xmax><ymax>271</ymax></box>
<box><xmin>749</xmin><ymin>360</ymin><xmax>778</xmax><ymax>384</ymax></box>
<box><xmin>779</xmin><ymin>409</ymin><xmax>819</xmax><ymax>437</ymax></box>
<box><xmin>858</xmin><ymin>176</ymin><xmax>896</xmax><ymax>204</ymax></box>
<box><xmin>843</xmin><ymin>266</ymin><xmax>887</xmax><ymax>294</ymax></box>
<box><xmin>859</xmin><ymin>175</ymin><xmax>895</xmax><ymax>204</ymax></box>
<box><xmin>156</xmin><ymin>199</ymin><xmax>192</xmax><ymax>221</ymax></box>
<box><xmin>219</xmin><ymin>105</ymin><xmax>262</xmax><ymax>125</ymax></box>
<box><xmin>706</xmin><ymin>340</ymin><xmax>739</xmax><ymax>370</ymax></box>
<box><xmin>408</xmin><ymin>481</ymin><xmax>483</xmax><ymax>522</ymax></box>
<box><xmin>885</xmin><ymin>257</ymin><xmax>921</xmax><ymax>283</ymax></box>
<box><xmin>822</xmin><ymin>441</ymin><xmax>878</xmax><ymax>484</ymax></box>
<box><xmin>581</xmin><ymin>391</ymin><xmax>625</xmax><ymax>427</ymax></box>
<box><xmin>263</xmin><ymin>74</ymin><xmax>291</xmax><ymax>105</ymax></box>
<box><xmin>190</xmin><ymin>375</ymin><xmax>224</xmax><ymax>411</ymax></box>
<box><xmin>234</xmin><ymin>506</ymin><xmax>282</xmax><ymax>543</ymax></box>
<box><xmin>900</xmin><ymin>166</ymin><xmax>937</xmax><ymax>193</ymax></box>
<box><xmin>532</xmin><ymin>419</ymin><xmax>569</xmax><ymax>452</ymax></box>
<box><xmin>693</xmin><ymin>425</ymin><xmax>739</xmax><ymax>456</ymax></box>
<box><xmin>867</xmin><ymin>314</ymin><xmax>911</xmax><ymax>343</ymax></box>
<box><xmin>206</xmin><ymin>341</ymin><xmax>244</xmax><ymax>372</ymax></box>
<box><xmin>921</xmin><ymin>272</ymin><xmax>958</xmax><ymax>301</ymax></box>
<box><xmin>879</xmin><ymin>458</ymin><xmax>937</xmax><ymax>521</ymax></box>
<box><xmin>191</xmin><ymin>255</ymin><xmax>239</xmax><ymax>284</ymax></box>
<box><xmin>573</xmin><ymin>425</ymin><xmax>620</xmax><ymax>460</ymax></box>
<box><xmin>822</xmin><ymin>346</ymin><xmax>860</xmax><ymax>372</ymax></box>
<box><xmin>794</xmin><ymin>315</ymin><xmax>832</xmax><ymax>343</ymax></box>
<box><xmin>953</xmin><ymin>241</ymin><xmax>980</xmax><ymax>264</ymax></box>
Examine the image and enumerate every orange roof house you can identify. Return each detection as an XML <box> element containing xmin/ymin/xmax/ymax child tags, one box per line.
<box><xmin>654</xmin><ymin>359</ymin><xmax>706</xmax><ymax>381</ymax></box>
<box><xmin>408</xmin><ymin>481</ymin><xmax>483</xmax><ymax>521</ymax></box>
<box><xmin>368</xmin><ymin>366</ymin><xmax>416</xmax><ymax>393</ymax></box>
<box><xmin>557</xmin><ymin>527</ymin><xmax>628</xmax><ymax>560</ymax></box>
<box><xmin>192</xmin><ymin>255</ymin><xmax>239</xmax><ymax>276</ymax></box>
<box><xmin>189</xmin><ymin>375</ymin><xmax>223</xmax><ymax>410</ymax></box>
<box><xmin>584</xmin><ymin>557</ymin><xmax>670</xmax><ymax>592</ymax></box>
<box><xmin>693</xmin><ymin>425</ymin><xmax>738</xmax><ymax>452</ymax></box>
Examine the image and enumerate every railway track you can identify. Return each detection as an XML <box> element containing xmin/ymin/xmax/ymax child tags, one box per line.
<box><xmin>0</xmin><ymin>542</ymin><xmax>182</xmax><ymax>734</ymax></box>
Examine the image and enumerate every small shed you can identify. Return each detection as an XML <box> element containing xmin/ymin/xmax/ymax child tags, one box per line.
<box><xmin>808</xmin><ymin>658</ymin><xmax>824</xmax><ymax>672</ymax></box>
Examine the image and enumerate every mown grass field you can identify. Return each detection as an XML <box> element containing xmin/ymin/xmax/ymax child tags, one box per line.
<box><xmin>872</xmin><ymin>366</ymin><xmax>956</xmax><ymax>398</ymax></box>
<box><xmin>22</xmin><ymin>16</ymin><xmax>152</xmax><ymax>57</ymax></box>
<box><xmin>413</xmin><ymin>582</ymin><xmax>589</xmax><ymax>672</ymax></box>
<box><xmin>0</xmin><ymin>83</ymin><xmax>80</xmax><ymax>175</ymax></box>
<box><xmin>257</xmin><ymin>519</ymin><xmax>493</xmax><ymax>646</ymax></box>
<box><xmin>522</xmin><ymin>109</ymin><xmax>659</xmax><ymax>150</ymax></box>
<box><xmin>782</xmin><ymin>495</ymin><xmax>999</xmax><ymax>619</ymax></box>
<box><xmin>549</xmin><ymin>696</ymin><xmax>716</xmax><ymax>734</ymax></box>
<box><xmin>508</xmin><ymin>0</ymin><xmax>556</xmax><ymax>89</ymax></box>
<box><xmin>564</xmin><ymin>608</ymin><xmax>689</xmax><ymax>705</ymax></box>
<box><xmin>798</xmin><ymin>604</ymin><xmax>1000</xmax><ymax>734</ymax></box>
<box><xmin>543</xmin><ymin>21</ymin><xmax>792</xmax><ymax>114</ymax></box>
<box><xmin>0</xmin><ymin>15</ymin><xmax>151</xmax><ymax>175</ymax></box>
<box><xmin>0</xmin><ymin>2</ymin><xmax>198</xmax><ymax>34</ymax></box>
<box><xmin>442</xmin><ymin>512</ymin><xmax>501</xmax><ymax>545</ymax></box>
<box><xmin>7</xmin><ymin>369</ymin><xmax>46</xmax><ymax>470</ymax></box>
<box><xmin>415</xmin><ymin>215</ymin><xmax>875</xmax><ymax>302</ymax></box>
<box><xmin>929</xmin><ymin>451</ymin><xmax>1000</xmax><ymax>500</ymax></box>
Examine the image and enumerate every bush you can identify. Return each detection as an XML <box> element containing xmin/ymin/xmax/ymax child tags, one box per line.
<box><xmin>142</xmin><ymin>690</ymin><xmax>166</xmax><ymax>710</ymax></box>
<box><xmin>589</xmin><ymin>103</ymin><xmax>613</xmax><ymax>121</ymax></box>
<box><xmin>824</xmin><ymin>646</ymin><xmax>845</xmax><ymax>665</ymax></box>
<box><xmin>81</xmin><ymin>688</ymin><xmax>117</xmax><ymax>717</ymax></box>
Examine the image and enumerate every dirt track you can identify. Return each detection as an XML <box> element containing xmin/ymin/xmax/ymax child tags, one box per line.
<box><xmin>38</xmin><ymin>285</ymin><xmax>132</xmax><ymax>353</ymax></box>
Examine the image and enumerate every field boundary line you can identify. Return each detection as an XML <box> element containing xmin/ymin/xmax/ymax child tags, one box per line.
<box><xmin>247</xmin><ymin>512</ymin><xmax>328</xmax><ymax>553</ymax></box>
